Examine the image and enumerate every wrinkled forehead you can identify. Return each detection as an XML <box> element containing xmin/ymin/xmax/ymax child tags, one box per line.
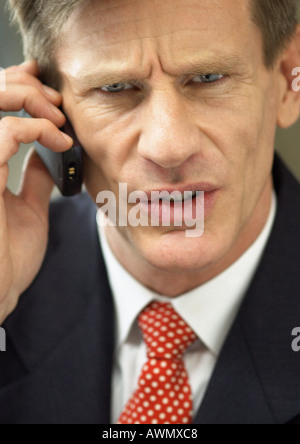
<box><xmin>57</xmin><ymin>0</ymin><xmax>261</xmax><ymax>81</ymax></box>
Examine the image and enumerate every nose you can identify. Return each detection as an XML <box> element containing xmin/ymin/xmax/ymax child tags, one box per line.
<box><xmin>137</xmin><ymin>91</ymin><xmax>200</xmax><ymax>169</ymax></box>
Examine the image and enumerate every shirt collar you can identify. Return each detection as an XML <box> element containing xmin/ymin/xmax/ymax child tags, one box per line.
<box><xmin>99</xmin><ymin>193</ymin><xmax>277</xmax><ymax>357</ymax></box>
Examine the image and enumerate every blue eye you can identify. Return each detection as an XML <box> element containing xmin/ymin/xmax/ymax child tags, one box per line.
<box><xmin>100</xmin><ymin>83</ymin><xmax>134</xmax><ymax>93</ymax></box>
<box><xmin>192</xmin><ymin>74</ymin><xmax>224</xmax><ymax>83</ymax></box>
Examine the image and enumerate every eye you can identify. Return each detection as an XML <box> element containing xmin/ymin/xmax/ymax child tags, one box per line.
<box><xmin>100</xmin><ymin>82</ymin><xmax>134</xmax><ymax>93</ymax></box>
<box><xmin>191</xmin><ymin>74</ymin><xmax>224</xmax><ymax>84</ymax></box>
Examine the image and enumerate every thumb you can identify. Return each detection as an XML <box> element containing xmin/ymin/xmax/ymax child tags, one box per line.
<box><xmin>19</xmin><ymin>147</ymin><xmax>55</xmax><ymax>218</ymax></box>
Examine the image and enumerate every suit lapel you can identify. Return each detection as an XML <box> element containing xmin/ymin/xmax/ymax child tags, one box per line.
<box><xmin>1</xmin><ymin>194</ymin><xmax>115</xmax><ymax>423</ymax></box>
<box><xmin>194</xmin><ymin>155</ymin><xmax>300</xmax><ymax>424</ymax></box>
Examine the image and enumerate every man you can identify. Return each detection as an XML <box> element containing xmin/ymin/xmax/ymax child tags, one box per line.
<box><xmin>0</xmin><ymin>0</ymin><xmax>300</xmax><ymax>424</ymax></box>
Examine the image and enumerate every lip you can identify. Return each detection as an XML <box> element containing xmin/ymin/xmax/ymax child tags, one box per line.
<box><xmin>143</xmin><ymin>183</ymin><xmax>219</xmax><ymax>200</ymax></box>
<box><xmin>133</xmin><ymin>183</ymin><xmax>219</xmax><ymax>227</ymax></box>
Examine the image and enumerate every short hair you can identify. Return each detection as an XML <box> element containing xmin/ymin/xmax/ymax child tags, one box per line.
<box><xmin>7</xmin><ymin>0</ymin><xmax>299</xmax><ymax>89</ymax></box>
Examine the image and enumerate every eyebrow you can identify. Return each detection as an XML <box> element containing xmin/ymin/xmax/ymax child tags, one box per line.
<box><xmin>69</xmin><ymin>53</ymin><xmax>247</xmax><ymax>90</ymax></box>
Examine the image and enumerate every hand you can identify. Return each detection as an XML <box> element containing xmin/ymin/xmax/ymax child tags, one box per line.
<box><xmin>0</xmin><ymin>60</ymin><xmax>73</xmax><ymax>324</ymax></box>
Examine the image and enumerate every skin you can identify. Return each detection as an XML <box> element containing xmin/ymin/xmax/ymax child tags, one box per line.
<box><xmin>0</xmin><ymin>0</ymin><xmax>299</xmax><ymax>323</ymax></box>
<box><xmin>56</xmin><ymin>0</ymin><xmax>300</xmax><ymax>296</ymax></box>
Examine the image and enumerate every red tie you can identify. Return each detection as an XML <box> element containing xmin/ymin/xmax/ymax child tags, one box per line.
<box><xmin>118</xmin><ymin>301</ymin><xmax>197</xmax><ymax>425</ymax></box>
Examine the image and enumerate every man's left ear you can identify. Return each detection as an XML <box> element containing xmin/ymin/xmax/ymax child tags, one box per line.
<box><xmin>277</xmin><ymin>24</ymin><xmax>300</xmax><ymax>128</ymax></box>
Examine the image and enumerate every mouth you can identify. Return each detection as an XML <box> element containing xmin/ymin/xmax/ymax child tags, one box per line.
<box><xmin>135</xmin><ymin>184</ymin><xmax>219</xmax><ymax>227</ymax></box>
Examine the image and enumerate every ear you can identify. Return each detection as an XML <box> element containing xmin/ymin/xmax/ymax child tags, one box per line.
<box><xmin>277</xmin><ymin>25</ymin><xmax>300</xmax><ymax>128</ymax></box>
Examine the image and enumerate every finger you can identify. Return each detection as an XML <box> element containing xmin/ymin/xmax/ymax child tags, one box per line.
<box><xmin>0</xmin><ymin>116</ymin><xmax>73</xmax><ymax>164</ymax></box>
<box><xmin>5</xmin><ymin>60</ymin><xmax>39</xmax><ymax>77</ymax></box>
<box><xmin>19</xmin><ymin>148</ymin><xmax>54</xmax><ymax>218</ymax></box>
<box><xmin>5</xmin><ymin>71</ymin><xmax>61</xmax><ymax>105</ymax></box>
<box><xmin>0</xmin><ymin>84</ymin><xmax>65</xmax><ymax>126</ymax></box>
<box><xmin>0</xmin><ymin>163</ymin><xmax>9</xmax><ymax>195</ymax></box>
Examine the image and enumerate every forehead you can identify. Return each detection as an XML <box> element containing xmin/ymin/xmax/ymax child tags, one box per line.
<box><xmin>57</xmin><ymin>0</ymin><xmax>261</xmax><ymax>79</ymax></box>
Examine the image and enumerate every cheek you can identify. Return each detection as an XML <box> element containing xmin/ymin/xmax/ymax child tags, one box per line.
<box><xmin>70</xmin><ymin>106</ymin><xmax>139</xmax><ymax>194</ymax></box>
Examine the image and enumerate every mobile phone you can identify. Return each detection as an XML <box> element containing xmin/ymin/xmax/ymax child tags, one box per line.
<box><xmin>34</xmin><ymin>118</ymin><xmax>83</xmax><ymax>197</ymax></box>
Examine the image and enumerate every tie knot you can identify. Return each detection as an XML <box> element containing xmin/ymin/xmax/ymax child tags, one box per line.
<box><xmin>138</xmin><ymin>301</ymin><xmax>197</xmax><ymax>360</ymax></box>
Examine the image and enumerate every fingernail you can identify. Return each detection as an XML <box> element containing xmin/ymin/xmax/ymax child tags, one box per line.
<box><xmin>43</xmin><ymin>85</ymin><xmax>60</xmax><ymax>98</ymax></box>
<box><xmin>61</xmin><ymin>132</ymin><xmax>73</xmax><ymax>145</ymax></box>
<box><xmin>49</xmin><ymin>103</ymin><xmax>63</xmax><ymax>118</ymax></box>
<box><xmin>20</xmin><ymin>60</ymin><xmax>35</xmax><ymax>66</ymax></box>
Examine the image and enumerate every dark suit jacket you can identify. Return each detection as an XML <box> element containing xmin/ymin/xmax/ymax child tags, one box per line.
<box><xmin>1</xmin><ymin>155</ymin><xmax>300</xmax><ymax>424</ymax></box>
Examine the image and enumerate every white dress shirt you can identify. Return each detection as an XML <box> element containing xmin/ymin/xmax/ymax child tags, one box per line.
<box><xmin>98</xmin><ymin>194</ymin><xmax>277</xmax><ymax>424</ymax></box>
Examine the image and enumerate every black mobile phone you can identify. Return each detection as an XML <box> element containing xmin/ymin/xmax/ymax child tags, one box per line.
<box><xmin>34</xmin><ymin>118</ymin><xmax>83</xmax><ymax>197</ymax></box>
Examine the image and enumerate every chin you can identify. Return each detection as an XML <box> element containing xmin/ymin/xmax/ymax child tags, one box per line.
<box><xmin>137</xmin><ymin>228</ymin><xmax>229</xmax><ymax>274</ymax></box>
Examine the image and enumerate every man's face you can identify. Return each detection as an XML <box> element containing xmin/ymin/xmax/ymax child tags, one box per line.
<box><xmin>57</xmin><ymin>0</ymin><xmax>282</xmax><ymax>276</ymax></box>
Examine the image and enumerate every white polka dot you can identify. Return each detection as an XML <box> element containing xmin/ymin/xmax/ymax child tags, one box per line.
<box><xmin>141</xmin><ymin>415</ymin><xmax>147</xmax><ymax>422</ymax></box>
<box><xmin>145</xmin><ymin>387</ymin><xmax>151</xmax><ymax>394</ymax></box>
<box><xmin>165</xmin><ymin>383</ymin><xmax>171</xmax><ymax>390</ymax></box>
<box><xmin>157</xmin><ymin>389</ymin><xmax>164</xmax><ymax>396</ymax></box>
<box><xmin>139</xmin><ymin>393</ymin><xmax>145</xmax><ymax>399</ymax></box>
<box><xmin>162</xmin><ymin>398</ymin><xmax>169</xmax><ymax>404</ymax></box>
<box><xmin>184</xmin><ymin>402</ymin><xmax>190</xmax><ymax>408</ymax></box>
<box><xmin>159</xmin><ymin>375</ymin><xmax>166</xmax><ymax>382</ymax></box>
<box><xmin>137</xmin><ymin>407</ymin><xmax>143</xmax><ymax>413</ymax></box>
<box><xmin>159</xmin><ymin>336</ymin><xmax>166</xmax><ymax>342</ymax></box>
<box><xmin>145</xmin><ymin>374</ymin><xmax>152</xmax><ymax>380</ymax></box>
<box><xmin>173</xmin><ymin>400</ymin><xmax>179</xmax><ymax>407</ymax></box>
<box><xmin>182</xmin><ymin>417</ymin><xmax>189</xmax><ymax>423</ymax></box>
<box><xmin>152</xmin><ymin>381</ymin><xmax>158</xmax><ymax>388</ymax></box>
<box><xmin>143</xmin><ymin>401</ymin><xmax>150</xmax><ymax>408</ymax></box>
<box><xmin>153</xmin><ymin>368</ymin><xmax>160</xmax><ymax>374</ymax></box>
<box><xmin>154</xmin><ymin>404</ymin><xmax>161</xmax><ymax>411</ymax></box>
<box><xmin>150</xmin><ymin>396</ymin><xmax>157</xmax><ymax>402</ymax></box>
<box><xmin>147</xmin><ymin>410</ymin><xmax>154</xmax><ymax>417</ymax></box>
<box><xmin>152</xmin><ymin>419</ymin><xmax>158</xmax><ymax>424</ymax></box>
<box><xmin>178</xmin><ymin>408</ymin><xmax>184</xmax><ymax>415</ymax></box>
<box><xmin>171</xmin><ymin>415</ymin><xmax>178</xmax><ymax>422</ymax></box>
<box><xmin>160</xmin><ymin>361</ymin><xmax>167</xmax><ymax>368</ymax></box>
<box><xmin>169</xmin><ymin>391</ymin><xmax>175</xmax><ymax>398</ymax></box>
<box><xmin>159</xmin><ymin>413</ymin><xmax>166</xmax><ymax>420</ymax></box>
<box><xmin>167</xmin><ymin>406</ymin><xmax>173</xmax><ymax>413</ymax></box>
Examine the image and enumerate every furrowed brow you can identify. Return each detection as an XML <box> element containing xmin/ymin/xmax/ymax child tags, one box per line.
<box><xmin>70</xmin><ymin>54</ymin><xmax>247</xmax><ymax>90</ymax></box>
